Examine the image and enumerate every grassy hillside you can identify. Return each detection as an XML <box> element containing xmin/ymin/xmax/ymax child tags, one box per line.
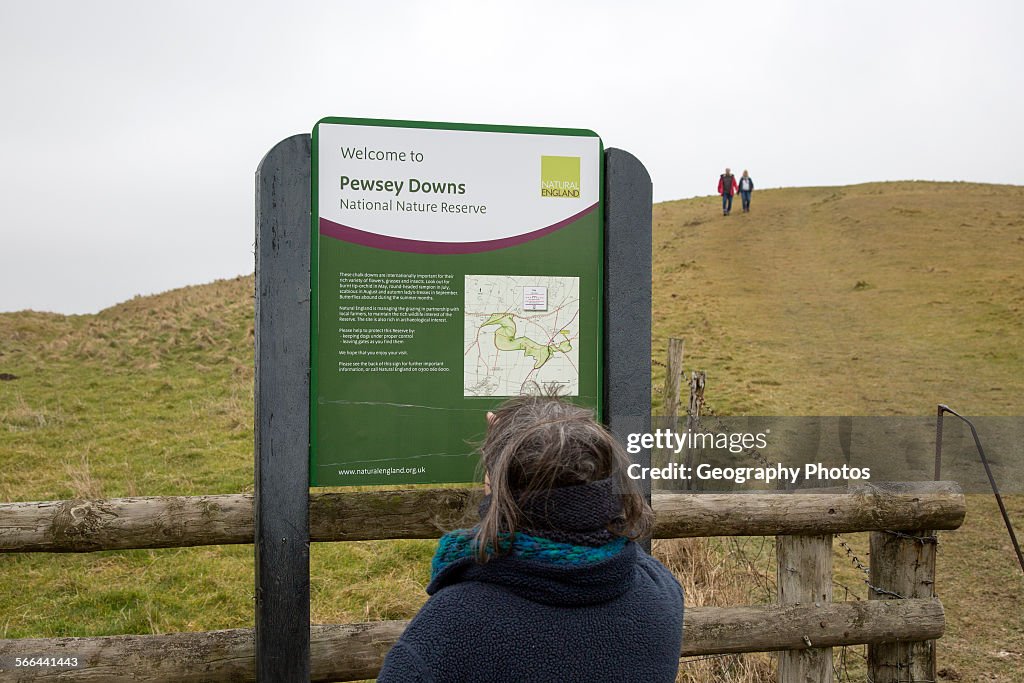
<box><xmin>0</xmin><ymin>277</ymin><xmax>434</xmax><ymax>640</ymax></box>
<box><xmin>652</xmin><ymin>181</ymin><xmax>1024</xmax><ymax>416</ymax></box>
<box><xmin>650</xmin><ymin>181</ymin><xmax>1024</xmax><ymax>679</ymax></box>
<box><xmin>1</xmin><ymin>182</ymin><xmax>1022</xmax><ymax>679</ymax></box>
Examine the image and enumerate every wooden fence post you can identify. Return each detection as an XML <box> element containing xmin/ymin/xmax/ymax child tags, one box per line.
<box><xmin>655</xmin><ymin>339</ymin><xmax>685</xmax><ymax>484</ymax></box>
<box><xmin>867</xmin><ymin>530</ymin><xmax>938</xmax><ymax>682</ymax></box>
<box><xmin>662</xmin><ymin>338</ymin><xmax>685</xmax><ymax>423</ymax></box>
<box><xmin>777</xmin><ymin>534</ymin><xmax>834</xmax><ymax>682</ymax></box>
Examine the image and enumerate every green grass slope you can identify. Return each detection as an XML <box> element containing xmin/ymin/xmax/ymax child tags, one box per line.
<box><xmin>0</xmin><ymin>181</ymin><xmax>1021</xmax><ymax>678</ymax></box>
<box><xmin>0</xmin><ymin>276</ymin><xmax>434</xmax><ymax>639</ymax></box>
<box><xmin>652</xmin><ymin>181</ymin><xmax>1024</xmax><ymax>416</ymax></box>
<box><xmin>1</xmin><ymin>277</ymin><xmax>256</xmax><ymax>501</ymax></box>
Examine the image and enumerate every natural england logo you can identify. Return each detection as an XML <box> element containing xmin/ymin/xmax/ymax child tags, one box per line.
<box><xmin>540</xmin><ymin>156</ymin><xmax>581</xmax><ymax>198</ymax></box>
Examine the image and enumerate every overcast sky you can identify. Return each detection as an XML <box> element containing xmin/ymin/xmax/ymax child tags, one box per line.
<box><xmin>1</xmin><ymin>1</ymin><xmax>1021</xmax><ymax>314</ymax></box>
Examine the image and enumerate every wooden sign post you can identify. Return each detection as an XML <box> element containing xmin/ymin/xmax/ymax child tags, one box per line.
<box><xmin>254</xmin><ymin>131</ymin><xmax>652</xmax><ymax>681</ymax></box>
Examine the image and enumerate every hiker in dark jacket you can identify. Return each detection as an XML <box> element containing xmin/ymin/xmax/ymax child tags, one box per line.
<box><xmin>377</xmin><ymin>396</ymin><xmax>685</xmax><ymax>683</ymax></box>
<box><xmin>739</xmin><ymin>170</ymin><xmax>754</xmax><ymax>213</ymax></box>
<box><xmin>718</xmin><ymin>167</ymin><xmax>738</xmax><ymax>215</ymax></box>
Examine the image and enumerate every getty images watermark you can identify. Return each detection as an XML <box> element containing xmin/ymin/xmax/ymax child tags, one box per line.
<box><xmin>624</xmin><ymin>428</ymin><xmax>871</xmax><ymax>485</ymax></box>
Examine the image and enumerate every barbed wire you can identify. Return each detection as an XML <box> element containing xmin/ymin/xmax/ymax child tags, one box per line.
<box><xmin>836</xmin><ymin>534</ymin><xmax>871</xmax><ymax>577</ymax></box>
<box><xmin>653</xmin><ymin>353</ymin><xmax>941</xmax><ymax>680</ymax></box>
<box><xmin>884</xmin><ymin>530</ymin><xmax>938</xmax><ymax>545</ymax></box>
<box><xmin>655</xmin><ymin>360</ymin><xmax>942</xmax><ymax>593</ymax></box>
<box><xmin>688</xmin><ymin>398</ymin><xmax>775</xmax><ymax>472</ymax></box>
<box><xmin>834</xmin><ymin>533</ymin><xmax>906</xmax><ymax>599</ymax></box>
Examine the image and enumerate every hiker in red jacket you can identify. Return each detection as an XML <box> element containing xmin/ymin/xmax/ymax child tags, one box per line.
<box><xmin>718</xmin><ymin>168</ymin><xmax>738</xmax><ymax>216</ymax></box>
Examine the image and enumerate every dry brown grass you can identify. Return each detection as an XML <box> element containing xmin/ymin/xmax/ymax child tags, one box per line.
<box><xmin>1</xmin><ymin>393</ymin><xmax>62</xmax><ymax>432</ymax></box>
<box><xmin>62</xmin><ymin>450</ymin><xmax>104</xmax><ymax>500</ymax></box>
<box><xmin>655</xmin><ymin>538</ymin><xmax>777</xmax><ymax>682</ymax></box>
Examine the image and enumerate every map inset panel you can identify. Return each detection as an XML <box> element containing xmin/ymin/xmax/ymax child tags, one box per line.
<box><xmin>464</xmin><ymin>275</ymin><xmax>580</xmax><ymax>397</ymax></box>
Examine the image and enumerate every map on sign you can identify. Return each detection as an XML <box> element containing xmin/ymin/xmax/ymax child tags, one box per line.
<box><xmin>464</xmin><ymin>275</ymin><xmax>580</xmax><ymax>397</ymax></box>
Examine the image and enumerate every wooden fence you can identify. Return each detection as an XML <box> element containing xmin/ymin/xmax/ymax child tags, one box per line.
<box><xmin>0</xmin><ymin>481</ymin><xmax>964</xmax><ymax>682</ymax></box>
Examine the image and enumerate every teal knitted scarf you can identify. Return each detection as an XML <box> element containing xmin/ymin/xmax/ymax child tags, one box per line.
<box><xmin>431</xmin><ymin>529</ymin><xmax>627</xmax><ymax>580</ymax></box>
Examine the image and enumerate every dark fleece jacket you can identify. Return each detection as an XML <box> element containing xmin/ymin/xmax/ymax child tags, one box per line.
<box><xmin>376</xmin><ymin>540</ymin><xmax>684</xmax><ymax>682</ymax></box>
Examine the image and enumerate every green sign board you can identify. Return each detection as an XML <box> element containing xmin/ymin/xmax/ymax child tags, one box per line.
<box><xmin>311</xmin><ymin>117</ymin><xmax>604</xmax><ymax>486</ymax></box>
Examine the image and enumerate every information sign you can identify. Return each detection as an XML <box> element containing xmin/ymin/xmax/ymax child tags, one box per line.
<box><xmin>311</xmin><ymin>118</ymin><xmax>603</xmax><ymax>485</ymax></box>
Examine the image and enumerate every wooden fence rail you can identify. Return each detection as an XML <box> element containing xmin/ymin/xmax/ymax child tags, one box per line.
<box><xmin>0</xmin><ymin>481</ymin><xmax>964</xmax><ymax>553</ymax></box>
<box><xmin>0</xmin><ymin>482</ymin><xmax>965</xmax><ymax>683</ymax></box>
<box><xmin>0</xmin><ymin>599</ymin><xmax>944</xmax><ymax>683</ymax></box>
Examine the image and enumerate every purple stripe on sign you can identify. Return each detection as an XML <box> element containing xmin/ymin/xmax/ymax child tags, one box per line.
<box><xmin>319</xmin><ymin>203</ymin><xmax>598</xmax><ymax>254</ymax></box>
